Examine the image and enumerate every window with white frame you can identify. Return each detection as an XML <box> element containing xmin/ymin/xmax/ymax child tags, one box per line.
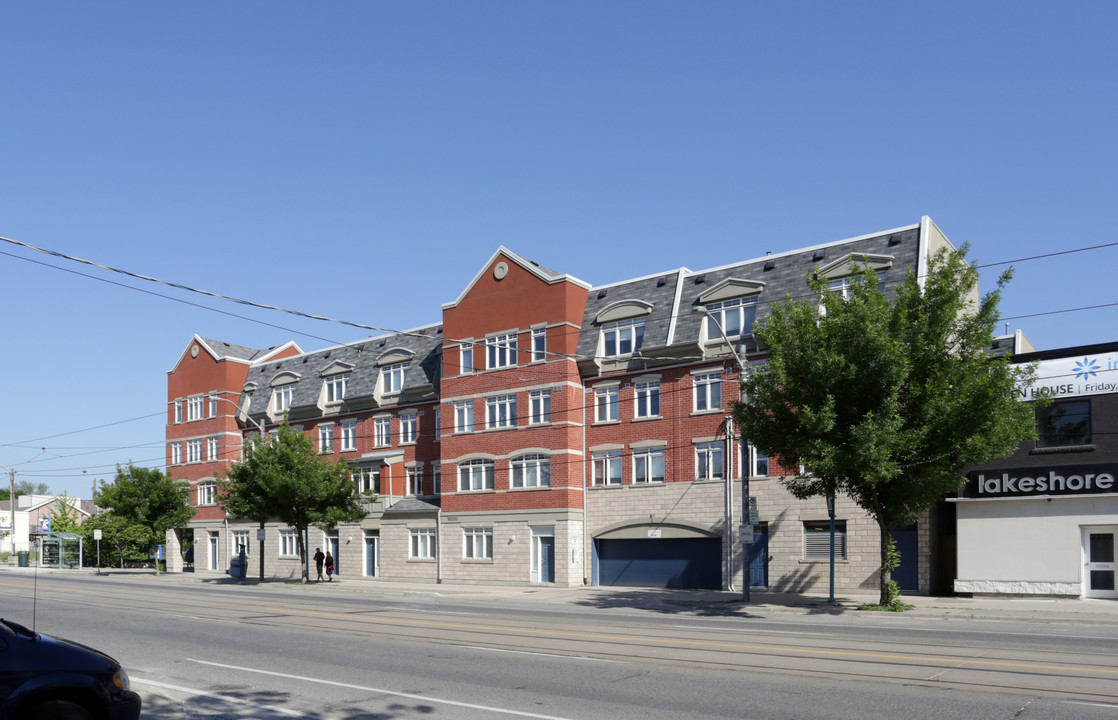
<box><xmin>753</xmin><ymin>448</ymin><xmax>769</xmax><ymax>477</ymax></box>
<box><xmin>434</xmin><ymin>409</ymin><xmax>441</xmax><ymax>441</ymax></box>
<box><xmin>406</xmin><ymin>466</ymin><xmax>422</xmax><ymax>496</ymax></box>
<box><xmin>593</xmin><ymin>450</ymin><xmax>622</xmax><ymax>485</ymax></box>
<box><xmin>318</xmin><ymin>424</ymin><xmax>334</xmax><ymax>453</ymax></box>
<box><xmin>171</xmin><ymin>442</ymin><xmax>182</xmax><ymax>465</ymax></box>
<box><xmin>273</xmin><ymin>385</ymin><xmax>293</xmax><ymax>414</ymax></box>
<box><xmin>400</xmin><ymin>412</ymin><xmax>417</xmax><ymax>444</ymax></box>
<box><xmin>209</xmin><ymin>394</ymin><xmax>218</xmax><ymax>418</ymax></box>
<box><xmin>433</xmin><ymin>466</ymin><xmax>441</xmax><ymax>495</ymax></box>
<box><xmin>529</xmin><ymin>390</ymin><xmax>552</xmax><ymax>424</ymax></box>
<box><xmin>532</xmin><ymin>327</ymin><xmax>547</xmax><ymax>362</ymax></box>
<box><xmin>454</xmin><ymin>401</ymin><xmax>474</xmax><ymax>433</ymax></box>
<box><xmin>280</xmin><ymin>530</ymin><xmax>298</xmax><ymax>557</ymax></box>
<box><xmin>233</xmin><ymin>530</ymin><xmax>250</xmax><ymax>557</ymax></box>
<box><xmin>486</xmin><ymin>395</ymin><xmax>516</xmax><ymax>429</ymax></box>
<box><xmin>325</xmin><ymin>373</ymin><xmax>350</xmax><ymax>404</ymax></box>
<box><xmin>696</xmin><ymin>442</ymin><xmax>724</xmax><ymax>480</ymax></box>
<box><xmin>458</xmin><ymin>459</ymin><xmax>494</xmax><ymax>491</ymax></box>
<box><xmin>694</xmin><ymin>372</ymin><xmax>722</xmax><ymax>412</ymax></box>
<box><xmin>354</xmin><ymin>466</ymin><xmax>381</xmax><ymax>494</ymax></box>
<box><xmin>207</xmin><ymin>436</ymin><xmax>220</xmax><ymax>461</ymax></box>
<box><xmin>197</xmin><ymin>480</ymin><xmax>216</xmax><ymax>506</ymax></box>
<box><xmin>174</xmin><ymin>399</ymin><xmax>183</xmax><ymax>423</ymax></box>
<box><xmin>187</xmin><ymin>395</ymin><xmax>204</xmax><ymax>421</ymax></box>
<box><xmin>804</xmin><ymin>520</ymin><xmax>846</xmax><ymax>560</ymax></box>
<box><xmin>633</xmin><ymin>447</ymin><xmax>665</xmax><ymax>483</ymax></box>
<box><xmin>340</xmin><ymin>421</ymin><xmax>357</xmax><ymax>451</ymax></box>
<box><xmin>595</xmin><ymin>386</ymin><xmax>619</xmax><ymax>422</ymax></box>
<box><xmin>463</xmin><ymin>527</ymin><xmax>493</xmax><ymax>559</ymax></box>
<box><xmin>410</xmin><ymin>528</ymin><xmax>436</xmax><ymax>559</ymax></box>
<box><xmin>705</xmin><ymin>297</ymin><xmax>757</xmax><ymax>339</ymax></box>
<box><xmin>486</xmin><ymin>333</ymin><xmax>518</xmax><ymax>369</ymax></box>
<box><xmin>374</xmin><ymin>416</ymin><xmax>391</xmax><ymax>447</ymax></box>
<box><xmin>602</xmin><ymin>318</ymin><xmax>645</xmax><ymax>357</ymax></box>
<box><xmin>634</xmin><ymin>381</ymin><xmax>660</xmax><ymax>418</ymax></box>
<box><xmin>187</xmin><ymin>438</ymin><xmax>203</xmax><ymax>463</ymax></box>
<box><xmin>460</xmin><ymin>343</ymin><xmax>475</xmax><ymax>374</ymax></box>
<box><xmin>828</xmin><ymin>270</ymin><xmax>886</xmax><ymax>300</ymax></box>
<box><xmin>382</xmin><ymin>362</ymin><xmax>408</xmax><ymax>394</ymax></box>
<box><xmin>511</xmin><ymin>454</ymin><xmax>551</xmax><ymax>488</ymax></box>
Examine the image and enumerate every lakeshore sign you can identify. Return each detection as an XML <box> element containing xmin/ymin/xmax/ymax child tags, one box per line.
<box><xmin>963</xmin><ymin>462</ymin><xmax>1118</xmax><ymax>499</ymax></box>
<box><xmin>1019</xmin><ymin>351</ymin><xmax>1118</xmax><ymax>401</ymax></box>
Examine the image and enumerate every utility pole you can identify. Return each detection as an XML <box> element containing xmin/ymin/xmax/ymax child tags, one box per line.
<box><xmin>3</xmin><ymin>464</ymin><xmax>15</xmax><ymax>558</ymax></box>
<box><xmin>209</xmin><ymin>394</ymin><xmax>267</xmax><ymax>580</ymax></box>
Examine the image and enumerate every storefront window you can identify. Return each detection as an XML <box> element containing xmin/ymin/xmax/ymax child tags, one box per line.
<box><xmin>1036</xmin><ymin>399</ymin><xmax>1091</xmax><ymax>448</ymax></box>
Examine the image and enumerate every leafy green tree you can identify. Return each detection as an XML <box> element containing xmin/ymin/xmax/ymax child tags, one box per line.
<box><xmin>48</xmin><ymin>494</ymin><xmax>83</xmax><ymax>533</ymax></box>
<box><xmin>219</xmin><ymin>422</ymin><xmax>369</xmax><ymax>582</ymax></box>
<box><xmin>79</xmin><ymin>512</ymin><xmax>151</xmax><ymax>568</ymax></box>
<box><xmin>0</xmin><ymin>480</ymin><xmax>52</xmax><ymax>501</ymax></box>
<box><xmin>732</xmin><ymin>246</ymin><xmax>1038</xmax><ymax>606</ymax></box>
<box><xmin>95</xmin><ymin>464</ymin><xmax>193</xmax><ymax>573</ymax></box>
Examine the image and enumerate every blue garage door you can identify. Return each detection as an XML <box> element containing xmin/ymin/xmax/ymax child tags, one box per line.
<box><xmin>597</xmin><ymin>538</ymin><xmax>721</xmax><ymax>589</ymax></box>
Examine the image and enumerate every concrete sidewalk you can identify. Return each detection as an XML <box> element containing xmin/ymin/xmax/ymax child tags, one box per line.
<box><xmin>5</xmin><ymin>564</ymin><xmax>1118</xmax><ymax>625</ymax></box>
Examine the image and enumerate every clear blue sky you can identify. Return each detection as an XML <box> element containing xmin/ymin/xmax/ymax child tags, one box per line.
<box><xmin>3</xmin><ymin>2</ymin><xmax>1116</xmax><ymax>499</ymax></box>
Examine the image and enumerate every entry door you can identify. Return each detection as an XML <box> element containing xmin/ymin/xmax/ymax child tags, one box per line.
<box><xmin>1084</xmin><ymin>527</ymin><xmax>1118</xmax><ymax>599</ymax></box>
<box><xmin>747</xmin><ymin>524</ymin><xmax>769</xmax><ymax>587</ymax></box>
<box><xmin>209</xmin><ymin>532</ymin><xmax>219</xmax><ymax>571</ymax></box>
<box><xmin>328</xmin><ymin>536</ymin><xmax>340</xmax><ymax>576</ymax></box>
<box><xmin>365</xmin><ymin>535</ymin><xmax>379</xmax><ymax>577</ymax></box>
<box><xmin>532</xmin><ymin>535</ymin><xmax>555</xmax><ymax>583</ymax></box>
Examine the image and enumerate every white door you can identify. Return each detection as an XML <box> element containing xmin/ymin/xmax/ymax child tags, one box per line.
<box><xmin>364</xmin><ymin>535</ymin><xmax>379</xmax><ymax>577</ymax></box>
<box><xmin>1084</xmin><ymin>526</ymin><xmax>1118</xmax><ymax>599</ymax></box>
<box><xmin>209</xmin><ymin>532</ymin><xmax>219</xmax><ymax>572</ymax></box>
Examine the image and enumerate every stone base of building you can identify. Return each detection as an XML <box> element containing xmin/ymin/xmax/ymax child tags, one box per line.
<box><xmin>953</xmin><ymin>579</ymin><xmax>1081</xmax><ymax>597</ymax></box>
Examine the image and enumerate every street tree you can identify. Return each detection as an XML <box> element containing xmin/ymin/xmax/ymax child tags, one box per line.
<box><xmin>80</xmin><ymin>512</ymin><xmax>151</xmax><ymax>568</ymax></box>
<box><xmin>218</xmin><ymin>421</ymin><xmax>369</xmax><ymax>582</ymax></box>
<box><xmin>47</xmin><ymin>494</ymin><xmax>83</xmax><ymax>533</ymax></box>
<box><xmin>95</xmin><ymin>464</ymin><xmax>193</xmax><ymax>574</ymax></box>
<box><xmin>732</xmin><ymin>246</ymin><xmax>1038</xmax><ymax>606</ymax></box>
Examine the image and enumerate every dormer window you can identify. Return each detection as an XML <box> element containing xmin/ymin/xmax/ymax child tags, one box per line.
<box><xmin>273</xmin><ymin>385</ymin><xmax>293</xmax><ymax>413</ymax></box>
<box><xmin>382</xmin><ymin>362</ymin><xmax>408</xmax><ymax>394</ymax></box>
<box><xmin>704</xmin><ymin>297</ymin><xmax>757</xmax><ymax>339</ymax></box>
<box><xmin>827</xmin><ymin>271</ymin><xmax>886</xmax><ymax>299</ymax></box>
<box><xmin>603</xmin><ymin>318</ymin><xmax>645</xmax><ymax>357</ymax></box>
<box><xmin>325</xmin><ymin>373</ymin><xmax>349</xmax><ymax>404</ymax></box>
<box><xmin>816</xmin><ymin>253</ymin><xmax>893</xmax><ymax>300</ymax></box>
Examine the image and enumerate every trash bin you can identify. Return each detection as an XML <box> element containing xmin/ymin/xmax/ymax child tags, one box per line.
<box><xmin>17</xmin><ymin>551</ymin><xmax>29</xmax><ymax>567</ymax></box>
<box><xmin>229</xmin><ymin>556</ymin><xmax>246</xmax><ymax>580</ymax></box>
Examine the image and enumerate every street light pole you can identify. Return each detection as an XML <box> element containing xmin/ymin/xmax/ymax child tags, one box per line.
<box><xmin>694</xmin><ymin>307</ymin><xmax>751</xmax><ymax>603</ymax></box>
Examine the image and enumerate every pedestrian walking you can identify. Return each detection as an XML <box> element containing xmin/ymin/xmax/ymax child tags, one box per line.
<box><xmin>325</xmin><ymin>552</ymin><xmax>334</xmax><ymax>582</ymax></box>
<box><xmin>314</xmin><ymin>547</ymin><xmax>325</xmax><ymax>582</ymax></box>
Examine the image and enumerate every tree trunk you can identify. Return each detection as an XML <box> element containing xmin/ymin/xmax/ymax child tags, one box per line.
<box><xmin>877</xmin><ymin>516</ymin><xmax>892</xmax><ymax>606</ymax></box>
<box><xmin>296</xmin><ymin>527</ymin><xmax>308</xmax><ymax>583</ymax></box>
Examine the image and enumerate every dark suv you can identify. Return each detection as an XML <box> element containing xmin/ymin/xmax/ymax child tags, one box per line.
<box><xmin>0</xmin><ymin>618</ymin><xmax>141</xmax><ymax>720</ymax></box>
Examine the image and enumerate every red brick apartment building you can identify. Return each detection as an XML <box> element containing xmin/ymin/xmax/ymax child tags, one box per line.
<box><xmin>166</xmin><ymin>217</ymin><xmax>961</xmax><ymax>593</ymax></box>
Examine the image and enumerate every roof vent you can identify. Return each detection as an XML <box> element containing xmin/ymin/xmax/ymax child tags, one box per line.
<box><xmin>888</xmin><ymin>234</ymin><xmax>902</xmax><ymax>246</ymax></box>
<box><xmin>812</xmin><ymin>250</ymin><xmax>825</xmax><ymax>262</ymax></box>
<box><xmin>656</xmin><ymin>277</ymin><xmax>667</xmax><ymax>287</ymax></box>
<box><xmin>763</xmin><ymin>260</ymin><xmax>776</xmax><ymax>271</ymax></box>
<box><xmin>694</xmin><ymin>274</ymin><xmax>706</xmax><ymax>285</ymax></box>
<box><xmin>598</xmin><ymin>289</ymin><xmax>608</xmax><ymax>299</ymax></box>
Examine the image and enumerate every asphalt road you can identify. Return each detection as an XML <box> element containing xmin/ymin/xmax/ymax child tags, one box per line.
<box><xmin>3</xmin><ymin>573</ymin><xmax>1117</xmax><ymax>719</ymax></box>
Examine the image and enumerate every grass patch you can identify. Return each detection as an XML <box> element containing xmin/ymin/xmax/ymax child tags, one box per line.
<box><xmin>857</xmin><ymin>601</ymin><xmax>914</xmax><ymax>612</ymax></box>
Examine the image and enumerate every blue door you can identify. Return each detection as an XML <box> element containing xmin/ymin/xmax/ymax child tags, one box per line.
<box><xmin>747</xmin><ymin>524</ymin><xmax>769</xmax><ymax>587</ymax></box>
<box><xmin>540</xmin><ymin>537</ymin><xmax>555</xmax><ymax>583</ymax></box>
<box><xmin>891</xmin><ymin>526</ymin><xmax>918</xmax><ymax>592</ymax></box>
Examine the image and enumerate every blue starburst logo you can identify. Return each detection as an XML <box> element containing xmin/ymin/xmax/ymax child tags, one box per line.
<box><xmin>1073</xmin><ymin>357</ymin><xmax>1100</xmax><ymax>381</ymax></box>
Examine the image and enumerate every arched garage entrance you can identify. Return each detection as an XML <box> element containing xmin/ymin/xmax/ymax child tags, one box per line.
<box><xmin>593</xmin><ymin>523</ymin><xmax>722</xmax><ymax>589</ymax></box>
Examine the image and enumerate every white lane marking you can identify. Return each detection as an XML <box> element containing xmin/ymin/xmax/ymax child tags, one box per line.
<box><xmin>133</xmin><ymin>677</ymin><xmax>319</xmax><ymax>718</ymax></box>
<box><xmin>457</xmin><ymin>645</ymin><xmax>628</xmax><ymax>663</ymax></box>
<box><xmin>1065</xmin><ymin>700</ymin><xmax>1118</xmax><ymax>709</ymax></box>
<box><xmin>185</xmin><ymin>658</ymin><xmax>581</xmax><ymax>720</ymax></box>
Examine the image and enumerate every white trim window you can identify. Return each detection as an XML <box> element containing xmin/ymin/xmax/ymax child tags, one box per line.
<box><xmin>633</xmin><ymin>448</ymin><xmax>665</xmax><ymax>483</ymax></box>
<box><xmin>487</xmin><ymin>333</ymin><xmax>518</xmax><ymax>369</ymax></box>
<box><xmin>603</xmin><ymin>318</ymin><xmax>645</xmax><ymax>357</ymax></box>
<box><xmin>752</xmin><ymin>448</ymin><xmax>769</xmax><ymax>477</ymax></box>
<box><xmin>174</xmin><ymin>399</ymin><xmax>183</xmax><ymax>424</ymax></box>
<box><xmin>463</xmin><ymin>528</ymin><xmax>493</xmax><ymax>559</ymax></box>
<box><xmin>280</xmin><ymin>530</ymin><xmax>298</xmax><ymax>557</ymax></box>
<box><xmin>433</xmin><ymin>466</ymin><xmax>441</xmax><ymax>495</ymax></box>
<box><xmin>804</xmin><ymin>520</ymin><xmax>847</xmax><ymax>560</ymax></box>
<box><xmin>511</xmin><ymin>454</ymin><xmax>551</xmax><ymax>488</ymax></box>
<box><xmin>529</xmin><ymin>390</ymin><xmax>552</xmax><ymax>424</ymax></box>
<box><xmin>828</xmin><ymin>270</ymin><xmax>886</xmax><ymax>300</ymax></box>
<box><xmin>325</xmin><ymin>373</ymin><xmax>350</xmax><ymax>404</ymax></box>
<box><xmin>454</xmin><ymin>401</ymin><xmax>474</xmax><ymax>433</ymax></box>
<box><xmin>406</xmin><ymin>466</ymin><xmax>422</xmax><ymax>496</ymax></box>
<box><xmin>532</xmin><ymin>327</ymin><xmax>547</xmax><ymax>362</ymax></box>
<box><xmin>382</xmin><ymin>362</ymin><xmax>408</xmax><ymax>394</ymax></box>
<box><xmin>705</xmin><ymin>297</ymin><xmax>757</xmax><ymax>338</ymax></box>
<box><xmin>171</xmin><ymin>442</ymin><xmax>182</xmax><ymax>465</ymax></box>
<box><xmin>354</xmin><ymin>467</ymin><xmax>381</xmax><ymax>494</ymax></box>
<box><xmin>187</xmin><ymin>395</ymin><xmax>204</xmax><ymax>421</ymax></box>
<box><xmin>593</xmin><ymin>451</ymin><xmax>622</xmax><ymax>486</ymax></box>
<box><xmin>209</xmin><ymin>394</ymin><xmax>218</xmax><ymax>418</ymax></box>
<box><xmin>434</xmin><ymin>409</ymin><xmax>441</xmax><ymax>442</ymax></box>
<box><xmin>197</xmin><ymin>480</ymin><xmax>216</xmax><ymax>506</ymax></box>
<box><xmin>233</xmin><ymin>530</ymin><xmax>250</xmax><ymax>557</ymax></box>
<box><xmin>400</xmin><ymin>412</ymin><xmax>417</xmax><ymax>444</ymax></box>
<box><xmin>318</xmin><ymin>424</ymin><xmax>334</xmax><ymax>454</ymax></box>
<box><xmin>458</xmin><ymin>459</ymin><xmax>495</xmax><ymax>491</ymax></box>
<box><xmin>595</xmin><ymin>386</ymin><xmax>619</xmax><ymax>423</ymax></box>
<box><xmin>696</xmin><ymin>442</ymin><xmax>724</xmax><ymax>480</ymax></box>
<box><xmin>486</xmin><ymin>394</ymin><xmax>517</xmax><ymax>429</ymax></box>
<box><xmin>272</xmin><ymin>385</ymin><xmax>293</xmax><ymax>414</ymax></box>
<box><xmin>410</xmin><ymin>528</ymin><xmax>436</xmax><ymax>559</ymax></box>
<box><xmin>634</xmin><ymin>381</ymin><xmax>660</xmax><ymax>419</ymax></box>
<box><xmin>374</xmin><ymin>416</ymin><xmax>391</xmax><ymax>447</ymax></box>
<box><xmin>187</xmin><ymin>438</ymin><xmax>204</xmax><ymax>464</ymax></box>
<box><xmin>460</xmin><ymin>343</ymin><xmax>475</xmax><ymax>374</ymax></box>
<box><xmin>207</xmin><ymin>436</ymin><xmax>220</xmax><ymax>462</ymax></box>
<box><xmin>694</xmin><ymin>372</ymin><xmax>722</xmax><ymax>412</ymax></box>
<box><xmin>340</xmin><ymin>420</ymin><xmax>357</xmax><ymax>451</ymax></box>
